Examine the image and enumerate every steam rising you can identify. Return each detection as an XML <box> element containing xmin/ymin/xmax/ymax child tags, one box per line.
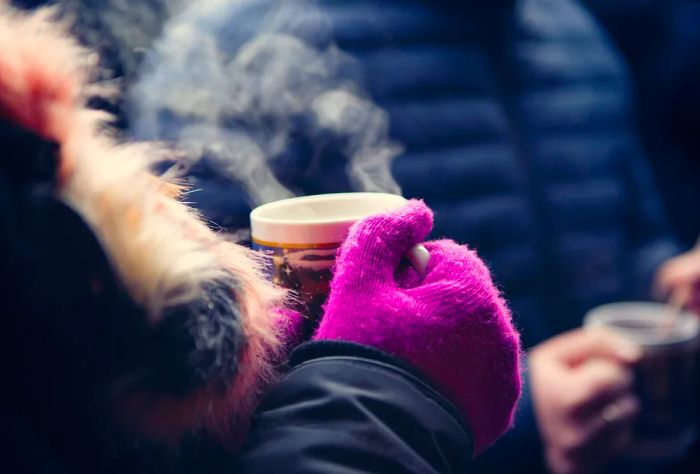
<box><xmin>312</xmin><ymin>89</ymin><xmax>403</xmax><ymax>194</ymax></box>
<box><xmin>129</xmin><ymin>0</ymin><xmax>402</xmax><ymax>208</ymax></box>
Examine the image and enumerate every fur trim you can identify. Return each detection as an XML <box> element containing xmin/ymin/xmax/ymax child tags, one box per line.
<box><xmin>0</xmin><ymin>2</ymin><xmax>286</xmax><ymax>441</ymax></box>
<box><xmin>0</xmin><ymin>4</ymin><xmax>98</xmax><ymax>142</ymax></box>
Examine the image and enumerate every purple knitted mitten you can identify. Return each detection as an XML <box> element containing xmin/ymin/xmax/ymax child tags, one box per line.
<box><xmin>314</xmin><ymin>200</ymin><xmax>522</xmax><ymax>455</ymax></box>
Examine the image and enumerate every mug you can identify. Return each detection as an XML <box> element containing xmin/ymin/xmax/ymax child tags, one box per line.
<box><xmin>250</xmin><ymin>192</ymin><xmax>429</xmax><ymax>334</ymax></box>
<box><xmin>584</xmin><ymin>302</ymin><xmax>700</xmax><ymax>461</ymax></box>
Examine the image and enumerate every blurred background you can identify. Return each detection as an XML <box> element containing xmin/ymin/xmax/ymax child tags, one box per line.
<box><xmin>7</xmin><ymin>0</ymin><xmax>700</xmax><ymax>472</ymax></box>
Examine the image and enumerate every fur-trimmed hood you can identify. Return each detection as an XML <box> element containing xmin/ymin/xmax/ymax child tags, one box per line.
<box><xmin>0</xmin><ymin>0</ymin><xmax>286</xmax><ymax>448</ymax></box>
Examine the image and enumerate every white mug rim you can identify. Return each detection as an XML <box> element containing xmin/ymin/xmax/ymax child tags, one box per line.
<box><xmin>584</xmin><ymin>301</ymin><xmax>700</xmax><ymax>348</ymax></box>
<box><xmin>250</xmin><ymin>192</ymin><xmax>407</xmax><ymax>245</ymax></box>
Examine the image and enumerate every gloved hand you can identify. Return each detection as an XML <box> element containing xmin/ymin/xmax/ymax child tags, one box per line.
<box><xmin>314</xmin><ymin>200</ymin><xmax>522</xmax><ymax>454</ymax></box>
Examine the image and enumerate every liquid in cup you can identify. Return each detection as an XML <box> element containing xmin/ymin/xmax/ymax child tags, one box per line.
<box><xmin>250</xmin><ymin>193</ymin><xmax>428</xmax><ymax>336</ymax></box>
<box><xmin>584</xmin><ymin>302</ymin><xmax>700</xmax><ymax>460</ymax></box>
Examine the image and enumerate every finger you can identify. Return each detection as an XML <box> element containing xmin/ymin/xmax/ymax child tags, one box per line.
<box><xmin>542</xmin><ymin>327</ymin><xmax>642</xmax><ymax>368</ymax></box>
<box><xmin>408</xmin><ymin>241</ymin><xmax>506</xmax><ymax>317</ymax></box>
<box><xmin>569</xmin><ymin>360</ymin><xmax>635</xmax><ymax>419</ymax></box>
<box><xmin>394</xmin><ymin>261</ymin><xmax>423</xmax><ymax>288</ymax></box>
<box><xmin>420</xmin><ymin>240</ymin><xmax>493</xmax><ymax>285</ymax></box>
<box><xmin>657</xmin><ymin>273</ymin><xmax>693</xmax><ymax>305</ymax></box>
<box><xmin>394</xmin><ymin>240</ymin><xmax>463</xmax><ymax>288</ymax></box>
<box><xmin>671</xmin><ymin>285</ymin><xmax>693</xmax><ymax>312</ymax></box>
<box><xmin>336</xmin><ymin>199</ymin><xmax>433</xmax><ymax>285</ymax></box>
<box><xmin>655</xmin><ymin>252</ymin><xmax>700</xmax><ymax>299</ymax></box>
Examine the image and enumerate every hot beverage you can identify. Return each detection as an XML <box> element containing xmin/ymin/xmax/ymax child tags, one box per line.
<box><xmin>585</xmin><ymin>302</ymin><xmax>700</xmax><ymax>460</ymax></box>
<box><xmin>250</xmin><ymin>193</ymin><xmax>429</xmax><ymax>336</ymax></box>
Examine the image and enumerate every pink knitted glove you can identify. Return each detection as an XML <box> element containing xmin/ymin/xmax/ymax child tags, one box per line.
<box><xmin>314</xmin><ymin>200</ymin><xmax>522</xmax><ymax>454</ymax></box>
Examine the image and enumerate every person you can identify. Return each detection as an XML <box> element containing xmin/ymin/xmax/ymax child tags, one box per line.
<box><xmin>1</xmin><ymin>144</ymin><xmax>522</xmax><ymax>472</ymax></box>
<box><xmin>0</xmin><ymin>2</ymin><xmax>522</xmax><ymax>472</ymax></box>
<box><xmin>124</xmin><ymin>0</ymin><xmax>698</xmax><ymax>471</ymax></box>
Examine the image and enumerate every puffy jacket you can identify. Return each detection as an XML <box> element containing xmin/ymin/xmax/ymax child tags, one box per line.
<box><xmin>1</xmin><ymin>341</ymin><xmax>474</xmax><ymax>473</ymax></box>
<box><xmin>131</xmin><ymin>0</ymin><xmax>678</xmax><ymax>349</ymax></box>
<box><xmin>237</xmin><ymin>341</ymin><xmax>473</xmax><ymax>473</ymax></box>
<box><xmin>584</xmin><ymin>0</ymin><xmax>700</xmax><ymax>248</ymax></box>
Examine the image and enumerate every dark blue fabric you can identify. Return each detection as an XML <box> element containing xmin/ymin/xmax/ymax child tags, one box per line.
<box><xmin>584</xmin><ymin>0</ymin><xmax>700</xmax><ymax>249</ymax></box>
<box><xmin>474</xmin><ymin>357</ymin><xmax>544</xmax><ymax>472</ymax></box>
<box><xmin>166</xmin><ymin>0</ymin><xmax>678</xmax><ymax>349</ymax></box>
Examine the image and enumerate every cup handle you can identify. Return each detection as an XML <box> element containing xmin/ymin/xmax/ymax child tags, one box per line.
<box><xmin>408</xmin><ymin>244</ymin><xmax>430</xmax><ymax>274</ymax></box>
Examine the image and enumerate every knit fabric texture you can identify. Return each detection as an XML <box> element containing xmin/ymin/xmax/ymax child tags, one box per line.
<box><xmin>314</xmin><ymin>200</ymin><xmax>522</xmax><ymax>455</ymax></box>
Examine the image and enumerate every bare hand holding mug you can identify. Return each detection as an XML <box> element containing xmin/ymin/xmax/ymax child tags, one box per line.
<box><xmin>530</xmin><ymin>328</ymin><xmax>641</xmax><ymax>474</ymax></box>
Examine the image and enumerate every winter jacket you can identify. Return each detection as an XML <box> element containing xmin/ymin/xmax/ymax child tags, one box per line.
<box><xmin>237</xmin><ymin>341</ymin><xmax>473</xmax><ymax>473</ymax></box>
<box><xmin>1</xmin><ymin>342</ymin><xmax>474</xmax><ymax>473</ymax></box>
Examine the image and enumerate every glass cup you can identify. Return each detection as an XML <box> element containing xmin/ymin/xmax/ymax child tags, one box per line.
<box><xmin>250</xmin><ymin>192</ymin><xmax>429</xmax><ymax>335</ymax></box>
<box><xmin>584</xmin><ymin>302</ymin><xmax>700</xmax><ymax>461</ymax></box>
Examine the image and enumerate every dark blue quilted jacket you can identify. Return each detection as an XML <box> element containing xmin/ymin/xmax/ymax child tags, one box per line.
<box><xmin>584</xmin><ymin>0</ymin><xmax>700</xmax><ymax>248</ymax></box>
<box><xmin>140</xmin><ymin>0</ymin><xmax>677</xmax><ymax>349</ymax></box>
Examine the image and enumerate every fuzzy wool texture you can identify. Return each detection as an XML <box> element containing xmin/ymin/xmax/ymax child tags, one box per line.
<box><xmin>315</xmin><ymin>200</ymin><xmax>523</xmax><ymax>455</ymax></box>
<box><xmin>0</xmin><ymin>1</ymin><xmax>286</xmax><ymax>445</ymax></box>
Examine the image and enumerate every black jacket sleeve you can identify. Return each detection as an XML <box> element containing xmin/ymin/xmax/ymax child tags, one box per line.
<box><xmin>236</xmin><ymin>341</ymin><xmax>473</xmax><ymax>474</ymax></box>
